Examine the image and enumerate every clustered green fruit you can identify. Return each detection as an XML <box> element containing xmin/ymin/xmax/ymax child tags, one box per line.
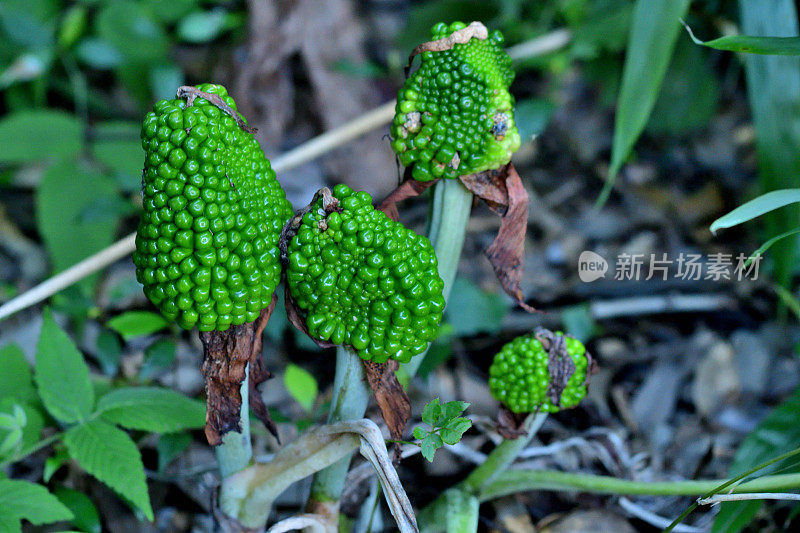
<box><xmin>133</xmin><ymin>83</ymin><xmax>293</xmax><ymax>332</ymax></box>
<box><xmin>285</xmin><ymin>184</ymin><xmax>445</xmax><ymax>363</ymax></box>
<box><xmin>489</xmin><ymin>332</ymin><xmax>589</xmax><ymax>414</ymax></box>
<box><xmin>390</xmin><ymin>21</ymin><xmax>521</xmax><ymax>181</ymax></box>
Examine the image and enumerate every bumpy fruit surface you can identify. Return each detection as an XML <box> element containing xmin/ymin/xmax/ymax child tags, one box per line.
<box><xmin>285</xmin><ymin>184</ymin><xmax>445</xmax><ymax>363</ymax></box>
<box><xmin>390</xmin><ymin>21</ymin><xmax>521</xmax><ymax>181</ymax></box>
<box><xmin>489</xmin><ymin>332</ymin><xmax>588</xmax><ymax>414</ymax></box>
<box><xmin>133</xmin><ymin>84</ymin><xmax>292</xmax><ymax>332</ymax></box>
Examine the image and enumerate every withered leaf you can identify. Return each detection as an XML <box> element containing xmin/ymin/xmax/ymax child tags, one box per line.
<box><xmin>200</xmin><ymin>296</ymin><xmax>279</xmax><ymax>446</ymax></box>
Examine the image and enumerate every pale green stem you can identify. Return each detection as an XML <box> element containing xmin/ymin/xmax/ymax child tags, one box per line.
<box><xmin>418</xmin><ymin>413</ymin><xmax>547</xmax><ymax>531</ymax></box>
<box><xmin>308</xmin><ymin>346</ymin><xmax>370</xmax><ymax>504</ymax></box>
<box><xmin>444</xmin><ymin>489</ymin><xmax>479</xmax><ymax>533</ymax></box>
<box><xmin>479</xmin><ymin>470</ymin><xmax>800</xmax><ymax>502</ymax></box>
<box><xmin>463</xmin><ymin>413</ymin><xmax>547</xmax><ymax>491</ymax></box>
<box><xmin>306</xmin><ymin>179</ymin><xmax>473</xmax><ymax>511</ymax></box>
<box><xmin>216</xmin><ymin>364</ymin><xmax>253</xmax><ymax>479</ymax></box>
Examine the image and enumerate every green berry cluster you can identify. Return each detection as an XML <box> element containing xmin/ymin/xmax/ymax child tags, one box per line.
<box><xmin>285</xmin><ymin>184</ymin><xmax>445</xmax><ymax>363</ymax></box>
<box><xmin>390</xmin><ymin>21</ymin><xmax>521</xmax><ymax>181</ymax></box>
<box><xmin>488</xmin><ymin>332</ymin><xmax>589</xmax><ymax>414</ymax></box>
<box><xmin>133</xmin><ymin>83</ymin><xmax>293</xmax><ymax>332</ymax></box>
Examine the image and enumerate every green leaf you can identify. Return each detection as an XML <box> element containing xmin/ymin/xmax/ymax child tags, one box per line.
<box><xmin>96</xmin><ymin>0</ymin><xmax>167</xmax><ymax>63</ymax></box>
<box><xmin>710</xmin><ymin>190</ymin><xmax>800</xmax><ymax>233</ymax></box>
<box><xmin>599</xmin><ymin>0</ymin><xmax>691</xmax><ymax>206</ymax></box>
<box><xmin>63</xmin><ymin>419</ymin><xmax>153</xmax><ymax>521</ymax></box>
<box><xmin>444</xmin><ymin>279</ymin><xmax>506</xmax><ymax>336</ymax></box>
<box><xmin>0</xmin><ymin>110</ymin><xmax>82</xmax><ymax>164</ymax></box>
<box><xmin>54</xmin><ymin>487</ymin><xmax>101</xmax><ymax>533</ymax></box>
<box><xmin>177</xmin><ymin>9</ymin><xmax>228</xmax><ymax>43</ymax></box>
<box><xmin>514</xmin><ymin>98</ymin><xmax>554</xmax><ymax>142</ymax></box>
<box><xmin>745</xmin><ymin>227</ymin><xmax>800</xmax><ymax>268</ymax></box>
<box><xmin>684</xmin><ymin>22</ymin><xmax>800</xmax><ymax>55</ymax></box>
<box><xmin>736</xmin><ymin>0</ymin><xmax>800</xmax><ymax>289</ymax></box>
<box><xmin>36</xmin><ymin>158</ymin><xmax>119</xmax><ymax>289</ymax></box>
<box><xmin>106</xmin><ymin>311</ymin><xmax>169</xmax><ymax>341</ymax></box>
<box><xmin>0</xmin><ymin>399</ymin><xmax>43</xmax><ymax>454</ymax></box>
<box><xmin>96</xmin><ymin>387</ymin><xmax>205</xmax><ymax>433</ymax></box>
<box><xmin>156</xmin><ymin>432</ymin><xmax>192</xmax><ymax>472</ymax></box>
<box><xmin>0</xmin><ymin>344</ymin><xmax>35</xmax><ymax>404</ymax></box>
<box><xmin>422</xmin><ymin>398</ymin><xmax>442</xmax><ymax>426</ymax></box>
<box><xmin>283</xmin><ymin>364</ymin><xmax>318</xmax><ymax>412</ymax></box>
<box><xmin>34</xmin><ymin>309</ymin><xmax>94</xmax><ymax>424</ymax></box>
<box><xmin>0</xmin><ymin>479</ymin><xmax>73</xmax><ymax>525</ymax></box>
<box><xmin>413</xmin><ymin>427</ymin><xmax>429</xmax><ymax>440</ymax></box>
<box><xmin>90</xmin><ymin>121</ymin><xmax>143</xmax><ymax>192</ymax></box>
<box><xmin>713</xmin><ymin>386</ymin><xmax>800</xmax><ymax>532</ymax></box>
<box><xmin>420</xmin><ymin>433</ymin><xmax>443</xmax><ymax>463</ymax></box>
<box><xmin>43</xmin><ymin>449</ymin><xmax>70</xmax><ymax>483</ymax></box>
<box><xmin>442</xmin><ymin>401</ymin><xmax>470</xmax><ymax>422</ymax></box>
<box><xmin>74</xmin><ymin>38</ymin><xmax>124</xmax><ymax>69</ymax></box>
<box><xmin>140</xmin><ymin>338</ymin><xmax>176</xmax><ymax>381</ymax></box>
<box><xmin>440</xmin><ymin>418</ymin><xmax>472</xmax><ymax>446</ymax></box>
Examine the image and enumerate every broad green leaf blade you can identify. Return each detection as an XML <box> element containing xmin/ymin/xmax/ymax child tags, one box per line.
<box><xmin>177</xmin><ymin>9</ymin><xmax>228</xmax><ymax>43</ymax></box>
<box><xmin>283</xmin><ymin>364</ymin><xmax>318</xmax><ymax>412</ymax></box>
<box><xmin>444</xmin><ymin>279</ymin><xmax>506</xmax><ymax>336</ymax></box>
<box><xmin>600</xmin><ymin>0</ymin><xmax>691</xmax><ymax>206</ymax></box>
<box><xmin>36</xmin><ymin>159</ymin><xmax>118</xmax><ymax>288</ymax></box>
<box><xmin>736</xmin><ymin>0</ymin><xmax>800</xmax><ymax>290</ymax></box>
<box><xmin>422</xmin><ymin>398</ymin><xmax>442</xmax><ymax>426</ymax></box>
<box><xmin>0</xmin><ymin>479</ymin><xmax>73</xmax><ymax>525</ymax></box>
<box><xmin>421</xmin><ymin>433</ymin><xmax>443</xmax><ymax>462</ymax></box>
<box><xmin>684</xmin><ymin>22</ymin><xmax>800</xmax><ymax>55</ymax></box>
<box><xmin>54</xmin><ymin>487</ymin><xmax>101</xmax><ymax>533</ymax></box>
<box><xmin>0</xmin><ymin>344</ymin><xmax>36</xmax><ymax>404</ymax></box>
<box><xmin>710</xmin><ymin>189</ymin><xmax>800</xmax><ymax>233</ymax></box>
<box><xmin>0</xmin><ymin>111</ymin><xmax>82</xmax><ymax>164</ymax></box>
<box><xmin>34</xmin><ymin>309</ymin><xmax>94</xmax><ymax>423</ymax></box>
<box><xmin>63</xmin><ymin>419</ymin><xmax>153</xmax><ymax>521</ymax></box>
<box><xmin>713</xmin><ymin>387</ymin><xmax>800</xmax><ymax>532</ymax></box>
<box><xmin>106</xmin><ymin>311</ymin><xmax>169</xmax><ymax>341</ymax></box>
<box><xmin>96</xmin><ymin>387</ymin><xmax>205</xmax><ymax>432</ymax></box>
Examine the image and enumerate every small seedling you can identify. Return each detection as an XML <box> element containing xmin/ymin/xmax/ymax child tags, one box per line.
<box><xmin>413</xmin><ymin>398</ymin><xmax>472</xmax><ymax>462</ymax></box>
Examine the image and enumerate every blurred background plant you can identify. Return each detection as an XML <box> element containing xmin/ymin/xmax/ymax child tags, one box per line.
<box><xmin>3</xmin><ymin>0</ymin><xmax>800</xmax><ymax>531</ymax></box>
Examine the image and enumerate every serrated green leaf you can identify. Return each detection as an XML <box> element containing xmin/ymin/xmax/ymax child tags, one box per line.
<box><xmin>106</xmin><ymin>311</ymin><xmax>169</xmax><ymax>341</ymax></box>
<box><xmin>442</xmin><ymin>400</ymin><xmax>470</xmax><ymax>422</ymax></box>
<box><xmin>713</xmin><ymin>387</ymin><xmax>800</xmax><ymax>532</ymax></box>
<box><xmin>283</xmin><ymin>364</ymin><xmax>318</xmax><ymax>412</ymax></box>
<box><xmin>413</xmin><ymin>427</ymin><xmax>429</xmax><ymax>440</ymax></box>
<box><xmin>96</xmin><ymin>387</ymin><xmax>205</xmax><ymax>433</ymax></box>
<box><xmin>0</xmin><ymin>344</ymin><xmax>36</xmax><ymax>404</ymax></box>
<box><xmin>421</xmin><ymin>433</ymin><xmax>443</xmax><ymax>463</ymax></box>
<box><xmin>34</xmin><ymin>310</ymin><xmax>94</xmax><ymax>424</ymax></box>
<box><xmin>0</xmin><ymin>479</ymin><xmax>73</xmax><ymax>525</ymax></box>
<box><xmin>0</xmin><ymin>111</ymin><xmax>82</xmax><ymax>164</ymax></box>
<box><xmin>710</xmin><ymin>189</ymin><xmax>800</xmax><ymax>233</ymax></box>
<box><xmin>0</xmin><ymin>399</ymin><xmax>43</xmax><ymax>454</ymax></box>
<box><xmin>599</xmin><ymin>0</ymin><xmax>691</xmax><ymax>206</ymax></box>
<box><xmin>54</xmin><ymin>487</ymin><xmax>101</xmax><ymax>533</ymax></box>
<box><xmin>63</xmin><ymin>419</ymin><xmax>152</xmax><ymax>521</ymax></box>
<box><xmin>44</xmin><ymin>449</ymin><xmax>69</xmax><ymax>483</ymax></box>
<box><xmin>422</xmin><ymin>398</ymin><xmax>442</xmax><ymax>426</ymax></box>
<box><xmin>440</xmin><ymin>418</ymin><xmax>472</xmax><ymax>446</ymax></box>
<box><xmin>36</xmin><ymin>159</ymin><xmax>118</xmax><ymax>291</ymax></box>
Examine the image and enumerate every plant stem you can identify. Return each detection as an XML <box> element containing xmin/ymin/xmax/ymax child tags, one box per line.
<box><xmin>463</xmin><ymin>413</ymin><xmax>547</xmax><ymax>492</ymax></box>
<box><xmin>216</xmin><ymin>364</ymin><xmax>253</xmax><ymax>479</ymax></box>
<box><xmin>305</xmin><ymin>179</ymin><xmax>474</xmax><ymax>519</ymax></box>
<box><xmin>404</xmin><ymin>178</ymin><xmax>473</xmax><ymax>377</ymax></box>
<box><xmin>418</xmin><ymin>413</ymin><xmax>547</xmax><ymax>531</ymax></box>
<box><xmin>308</xmin><ymin>347</ymin><xmax>370</xmax><ymax>505</ymax></box>
<box><xmin>479</xmin><ymin>470</ymin><xmax>800</xmax><ymax>502</ymax></box>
